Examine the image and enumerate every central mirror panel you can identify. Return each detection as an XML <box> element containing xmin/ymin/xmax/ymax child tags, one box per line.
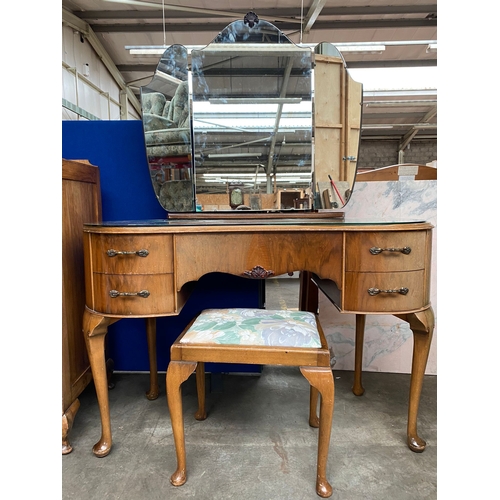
<box><xmin>191</xmin><ymin>19</ymin><xmax>313</xmax><ymax>211</ymax></box>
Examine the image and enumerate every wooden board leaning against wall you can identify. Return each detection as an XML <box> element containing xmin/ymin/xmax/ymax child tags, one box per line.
<box><xmin>314</xmin><ymin>53</ymin><xmax>362</xmax><ymax>208</ymax></box>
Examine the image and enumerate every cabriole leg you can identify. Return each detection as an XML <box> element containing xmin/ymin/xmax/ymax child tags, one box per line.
<box><xmin>404</xmin><ymin>308</ymin><xmax>435</xmax><ymax>452</ymax></box>
<box><xmin>166</xmin><ymin>361</ymin><xmax>197</xmax><ymax>486</ymax></box>
<box><xmin>300</xmin><ymin>366</ymin><xmax>335</xmax><ymax>498</ymax></box>
<box><xmin>83</xmin><ymin>310</ymin><xmax>118</xmax><ymax>457</ymax></box>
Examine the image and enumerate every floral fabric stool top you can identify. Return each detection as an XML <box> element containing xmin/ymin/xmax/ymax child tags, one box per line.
<box><xmin>180</xmin><ymin>308</ymin><xmax>322</xmax><ymax>348</ymax></box>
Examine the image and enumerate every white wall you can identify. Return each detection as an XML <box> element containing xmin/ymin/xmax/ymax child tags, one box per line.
<box><xmin>62</xmin><ymin>24</ymin><xmax>140</xmax><ymax>121</ymax></box>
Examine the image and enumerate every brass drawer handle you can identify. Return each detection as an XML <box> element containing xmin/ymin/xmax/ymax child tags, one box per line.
<box><xmin>368</xmin><ymin>287</ymin><xmax>409</xmax><ymax>296</ymax></box>
<box><xmin>369</xmin><ymin>246</ymin><xmax>411</xmax><ymax>255</ymax></box>
<box><xmin>109</xmin><ymin>289</ymin><xmax>150</xmax><ymax>298</ymax></box>
<box><xmin>107</xmin><ymin>249</ymin><xmax>149</xmax><ymax>257</ymax></box>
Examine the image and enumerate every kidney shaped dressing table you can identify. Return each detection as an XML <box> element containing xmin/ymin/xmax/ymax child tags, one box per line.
<box><xmin>82</xmin><ymin>216</ymin><xmax>434</xmax><ymax>458</ymax></box>
<box><xmin>81</xmin><ymin>13</ymin><xmax>434</xmax><ymax>462</ymax></box>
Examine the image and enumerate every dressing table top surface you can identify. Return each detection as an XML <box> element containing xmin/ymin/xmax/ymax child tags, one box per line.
<box><xmin>85</xmin><ymin>218</ymin><xmax>428</xmax><ymax>228</ymax></box>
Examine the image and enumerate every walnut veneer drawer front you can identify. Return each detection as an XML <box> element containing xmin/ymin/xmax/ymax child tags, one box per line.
<box><xmin>91</xmin><ymin>274</ymin><xmax>175</xmax><ymax>315</ymax></box>
<box><xmin>91</xmin><ymin>234</ymin><xmax>173</xmax><ymax>274</ymax></box>
<box><xmin>345</xmin><ymin>231</ymin><xmax>427</xmax><ymax>272</ymax></box>
<box><xmin>175</xmin><ymin>232</ymin><xmax>343</xmax><ymax>288</ymax></box>
<box><xmin>344</xmin><ymin>271</ymin><xmax>426</xmax><ymax>313</ymax></box>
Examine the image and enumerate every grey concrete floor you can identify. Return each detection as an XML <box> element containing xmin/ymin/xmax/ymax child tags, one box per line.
<box><xmin>62</xmin><ymin>279</ymin><xmax>437</xmax><ymax>499</ymax></box>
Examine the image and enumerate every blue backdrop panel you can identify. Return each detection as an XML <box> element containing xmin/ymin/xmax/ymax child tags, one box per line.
<box><xmin>62</xmin><ymin>120</ymin><xmax>165</xmax><ymax>222</ymax></box>
<box><xmin>62</xmin><ymin>120</ymin><xmax>263</xmax><ymax>373</ymax></box>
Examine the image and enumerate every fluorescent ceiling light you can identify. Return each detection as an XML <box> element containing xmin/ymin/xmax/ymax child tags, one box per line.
<box><xmin>194</xmin><ymin>44</ymin><xmax>311</xmax><ymax>55</ymax></box>
<box><xmin>126</xmin><ymin>41</ymin><xmax>436</xmax><ymax>57</ymax></box>
<box><xmin>365</xmin><ymin>100</ymin><xmax>437</xmax><ymax>107</ymax></box>
<box><xmin>362</xmin><ymin>124</ymin><xmax>436</xmax><ymax>129</ymax></box>
<box><xmin>363</xmin><ymin>89</ymin><xmax>437</xmax><ymax>97</ymax></box>
<box><xmin>127</xmin><ymin>45</ymin><xmax>204</xmax><ymax>56</ymax></box>
<box><xmin>413</xmin><ymin>124</ymin><xmax>437</xmax><ymax>129</ymax></box>
<box><xmin>129</xmin><ymin>48</ymin><xmax>168</xmax><ymax>56</ymax></box>
<box><xmin>127</xmin><ymin>45</ymin><xmax>309</xmax><ymax>56</ymax></box>
<box><xmin>338</xmin><ymin>45</ymin><xmax>385</xmax><ymax>54</ymax></box>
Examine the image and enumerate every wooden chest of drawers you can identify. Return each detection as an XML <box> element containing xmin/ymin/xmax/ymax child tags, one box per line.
<box><xmin>62</xmin><ymin>159</ymin><xmax>101</xmax><ymax>454</ymax></box>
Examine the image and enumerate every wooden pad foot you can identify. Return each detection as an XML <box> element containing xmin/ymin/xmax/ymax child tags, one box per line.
<box><xmin>62</xmin><ymin>399</ymin><xmax>80</xmax><ymax>455</ymax></box>
<box><xmin>317</xmin><ymin>478</ymin><xmax>333</xmax><ymax>498</ymax></box>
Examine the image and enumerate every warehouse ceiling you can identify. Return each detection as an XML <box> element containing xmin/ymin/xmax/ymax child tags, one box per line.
<box><xmin>62</xmin><ymin>0</ymin><xmax>437</xmax><ymax>142</ymax></box>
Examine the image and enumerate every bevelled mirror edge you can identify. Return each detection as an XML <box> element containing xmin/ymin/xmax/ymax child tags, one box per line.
<box><xmin>313</xmin><ymin>42</ymin><xmax>363</xmax><ymax>210</ymax></box>
<box><xmin>140</xmin><ymin>44</ymin><xmax>195</xmax><ymax>213</ymax></box>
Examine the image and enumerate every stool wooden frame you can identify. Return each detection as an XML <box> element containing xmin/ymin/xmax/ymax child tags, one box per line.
<box><xmin>166</xmin><ymin>312</ymin><xmax>335</xmax><ymax>498</ymax></box>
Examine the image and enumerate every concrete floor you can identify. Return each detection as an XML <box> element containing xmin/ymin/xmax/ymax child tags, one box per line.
<box><xmin>62</xmin><ymin>279</ymin><xmax>437</xmax><ymax>499</ymax></box>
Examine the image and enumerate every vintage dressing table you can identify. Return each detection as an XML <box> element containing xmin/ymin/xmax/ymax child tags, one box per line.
<box><xmin>82</xmin><ymin>12</ymin><xmax>434</xmax><ymax>469</ymax></box>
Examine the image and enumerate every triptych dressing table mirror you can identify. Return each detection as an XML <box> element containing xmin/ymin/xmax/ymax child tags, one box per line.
<box><xmin>81</xmin><ymin>11</ymin><xmax>435</xmax><ymax>487</ymax></box>
<box><xmin>140</xmin><ymin>12</ymin><xmax>361</xmax><ymax>214</ymax></box>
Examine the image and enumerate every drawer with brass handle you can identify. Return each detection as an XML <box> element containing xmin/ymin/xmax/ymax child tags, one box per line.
<box><xmin>345</xmin><ymin>231</ymin><xmax>429</xmax><ymax>273</ymax></box>
<box><xmin>343</xmin><ymin>271</ymin><xmax>429</xmax><ymax>313</ymax></box>
<box><xmin>89</xmin><ymin>274</ymin><xmax>176</xmax><ymax>316</ymax></box>
<box><xmin>89</xmin><ymin>234</ymin><xmax>174</xmax><ymax>274</ymax></box>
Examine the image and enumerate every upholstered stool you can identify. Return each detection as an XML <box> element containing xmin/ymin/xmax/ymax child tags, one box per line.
<box><xmin>166</xmin><ymin>308</ymin><xmax>335</xmax><ymax>498</ymax></box>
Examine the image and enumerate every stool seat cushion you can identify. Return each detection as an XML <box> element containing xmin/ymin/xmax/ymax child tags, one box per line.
<box><xmin>180</xmin><ymin>308</ymin><xmax>322</xmax><ymax>348</ymax></box>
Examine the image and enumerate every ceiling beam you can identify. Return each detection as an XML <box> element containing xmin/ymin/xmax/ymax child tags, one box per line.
<box><xmin>91</xmin><ymin>18</ymin><xmax>437</xmax><ymax>33</ymax></box>
<box><xmin>399</xmin><ymin>107</ymin><xmax>437</xmax><ymax>150</ymax></box>
<box><xmin>75</xmin><ymin>5</ymin><xmax>438</xmax><ymax>21</ymax></box>
<box><xmin>302</xmin><ymin>0</ymin><xmax>327</xmax><ymax>33</ymax></box>
<box><xmin>99</xmin><ymin>0</ymin><xmax>302</xmax><ymax>23</ymax></box>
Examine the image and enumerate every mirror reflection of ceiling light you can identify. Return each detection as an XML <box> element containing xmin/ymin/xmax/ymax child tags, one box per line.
<box><xmin>207</xmin><ymin>153</ymin><xmax>261</xmax><ymax>158</ymax></box>
<box><xmin>209</xmin><ymin>98</ymin><xmax>302</xmax><ymax>105</ymax></box>
<box><xmin>200</xmin><ymin>173</ymin><xmax>311</xmax><ymax>185</ymax></box>
<box><xmin>155</xmin><ymin>71</ymin><xmax>182</xmax><ymax>85</ymax></box>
